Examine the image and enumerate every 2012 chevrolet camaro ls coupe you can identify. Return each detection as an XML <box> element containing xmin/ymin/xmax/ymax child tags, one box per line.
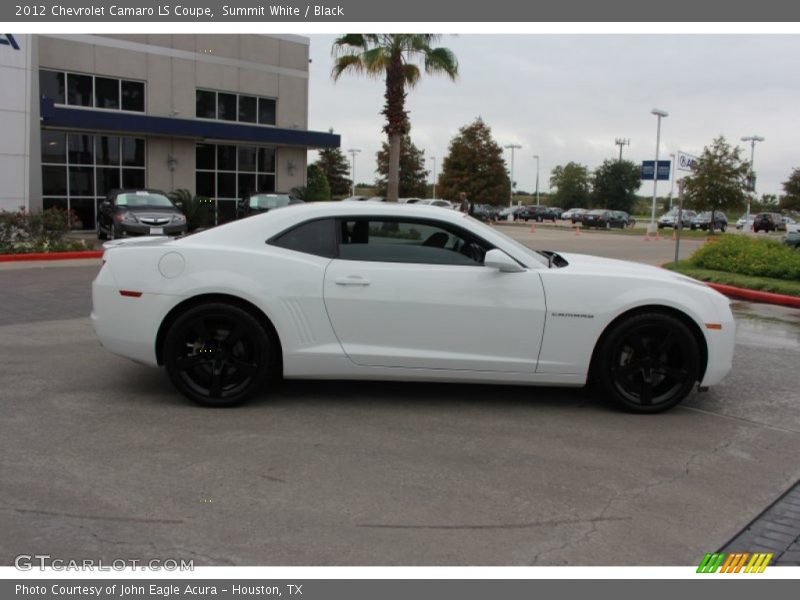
<box><xmin>92</xmin><ymin>203</ymin><xmax>735</xmax><ymax>413</ymax></box>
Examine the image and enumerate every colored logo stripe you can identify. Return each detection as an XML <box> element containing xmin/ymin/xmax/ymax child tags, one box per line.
<box><xmin>697</xmin><ymin>552</ymin><xmax>772</xmax><ymax>573</ymax></box>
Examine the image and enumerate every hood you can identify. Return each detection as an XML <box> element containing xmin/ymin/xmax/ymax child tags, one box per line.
<box><xmin>556</xmin><ymin>252</ymin><xmax>710</xmax><ymax>287</ymax></box>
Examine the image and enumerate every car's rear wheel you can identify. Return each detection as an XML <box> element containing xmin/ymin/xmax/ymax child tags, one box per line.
<box><xmin>595</xmin><ymin>313</ymin><xmax>700</xmax><ymax>413</ymax></box>
<box><xmin>163</xmin><ymin>303</ymin><xmax>277</xmax><ymax>407</ymax></box>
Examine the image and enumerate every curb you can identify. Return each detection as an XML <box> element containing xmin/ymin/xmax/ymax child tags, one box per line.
<box><xmin>0</xmin><ymin>250</ymin><xmax>103</xmax><ymax>263</ymax></box>
<box><xmin>705</xmin><ymin>282</ymin><xmax>800</xmax><ymax>309</ymax></box>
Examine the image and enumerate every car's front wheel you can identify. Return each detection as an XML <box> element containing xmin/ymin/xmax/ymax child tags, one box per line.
<box><xmin>163</xmin><ymin>303</ymin><xmax>277</xmax><ymax>407</ymax></box>
<box><xmin>595</xmin><ymin>312</ymin><xmax>700</xmax><ymax>413</ymax></box>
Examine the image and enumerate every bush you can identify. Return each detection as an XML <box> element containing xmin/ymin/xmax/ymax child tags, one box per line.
<box><xmin>689</xmin><ymin>235</ymin><xmax>800</xmax><ymax>281</ymax></box>
<box><xmin>168</xmin><ymin>189</ymin><xmax>214</xmax><ymax>231</ymax></box>
<box><xmin>0</xmin><ymin>208</ymin><xmax>84</xmax><ymax>254</ymax></box>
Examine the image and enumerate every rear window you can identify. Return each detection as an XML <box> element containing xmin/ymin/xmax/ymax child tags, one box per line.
<box><xmin>269</xmin><ymin>218</ymin><xmax>337</xmax><ymax>258</ymax></box>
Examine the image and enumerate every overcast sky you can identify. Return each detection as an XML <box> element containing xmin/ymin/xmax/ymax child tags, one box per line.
<box><xmin>306</xmin><ymin>34</ymin><xmax>800</xmax><ymax>199</ymax></box>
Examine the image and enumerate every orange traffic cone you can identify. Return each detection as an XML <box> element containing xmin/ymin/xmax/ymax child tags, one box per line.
<box><xmin>644</xmin><ymin>231</ymin><xmax>651</xmax><ymax>241</ymax></box>
<box><xmin>671</xmin><ymin>229</ymin><xmax>676</xmax><ymax>241</ymax></box>
<box><xmin>574</xmin><ymin>225</ymin><xmax>581</xmax><ymax>236</ymax></box>
<box><xmin>530</xmin><ymin>222</ymin><xmax>536</xmax><ymax>233</ymax></box>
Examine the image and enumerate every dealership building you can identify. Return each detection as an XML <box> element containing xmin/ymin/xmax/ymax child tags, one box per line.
<box><xmin>0</xmin><ymin>33</ymin><xmax>339</xmax><ymax>228</ymax></box>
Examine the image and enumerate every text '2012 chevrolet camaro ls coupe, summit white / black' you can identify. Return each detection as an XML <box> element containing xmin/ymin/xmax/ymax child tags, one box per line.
<box><xmin>92</xmin><ymin>203</ymin><xmax>735</xmax><ymax>413</ymax></box>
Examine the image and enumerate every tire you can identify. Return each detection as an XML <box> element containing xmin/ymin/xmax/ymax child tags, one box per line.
<box><xmin>594</xmin><ymin>312</ymin><xmax>700</xmax><ymax>413</ymax></box>
<box><xmin>720</xmin><ymin>224</ymin><xmax>727</xmax><ymax>233</ymax></box>
<box><xmin>163</xmin><ymin>303</ymin><xmax>277</xmax><ymax>407</ymax></box>
<box><xmin>97</xmin><ymin>222</ymin><xmax>107</xmax><ymax>241</ymax></box>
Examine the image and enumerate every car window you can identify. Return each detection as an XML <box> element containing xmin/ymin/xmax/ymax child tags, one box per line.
<box><xmin>115</xmin><ymin>192</ymin><xmax>173</xmax><ymax>208</ymax></box>
<box><xmin>250</xmin><ymin>194</ymin><xmax>292</xmax><ymax>209</ymax></box>
<box><xmin>269</xmin><ymin>218</ymin><xmax>337</xmax><ymax>258</ymax></box>
<box><xmin>338</xmin><ymin>218</ymin><xmax>489</xmax><ymax>266</ymax></box>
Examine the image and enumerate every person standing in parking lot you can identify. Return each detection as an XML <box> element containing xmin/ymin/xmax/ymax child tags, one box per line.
<box><xmin>458</xmin><ymin>192</ymin><xmax>469</xmax><ymax>214</ymax></box>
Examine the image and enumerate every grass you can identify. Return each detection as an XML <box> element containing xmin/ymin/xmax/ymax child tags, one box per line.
<box><xmin>664</xmin><ymin>261</ymin><xmax>800</xmax><ymax>298</ymax></box>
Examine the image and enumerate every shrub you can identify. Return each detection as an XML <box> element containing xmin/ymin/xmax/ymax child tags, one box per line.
<box><xmin>689</xmin><ymin>235</ymin><xmax>800</xmax><ymax>281</ymax></box>
<box><xmin>168</xmin><ymin>189</ymin><xmax>213</xmax><ymax>231</ymax></box>
<box><xmin>0</xmin><ymin>208</ymin><xmax>83</xmax><ymax>254</ymax></box>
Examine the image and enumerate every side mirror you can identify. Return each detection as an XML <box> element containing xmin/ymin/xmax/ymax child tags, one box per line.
<box><xmin>484</xmin><ymin>248</ymin><xmax>525</xmax><ymax>273</ymax></box>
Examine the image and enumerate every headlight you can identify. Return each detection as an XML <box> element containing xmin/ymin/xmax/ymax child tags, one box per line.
<box><xmin>114</xmin><ymin>212</ymin><xmax>138</xmax><ymax>223</ymax></box>
<box><xmin>171</xmin><ymin>214</ymin><xmax>186</xmax><ymax>223</ymax></box>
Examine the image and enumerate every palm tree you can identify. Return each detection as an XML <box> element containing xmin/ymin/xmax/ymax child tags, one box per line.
<box><xmin>331</xmin><ymin>34</ymin><xmax>458</xmax><ymax>202</ymax></box>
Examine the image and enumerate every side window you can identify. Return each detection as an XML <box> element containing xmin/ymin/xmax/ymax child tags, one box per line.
<box><xmin>338</xmin><ymin>219</ymin><xmax>489</xmax><ymax>266</ymax></box>
<box><xmin>269</xmin><ymin>218</ymin><xmax>336</xmax><ymax>258</ymax></box>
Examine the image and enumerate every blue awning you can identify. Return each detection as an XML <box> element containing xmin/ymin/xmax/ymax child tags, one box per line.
<box><xmin>40</xmin><ymin>98</ymin><xmax>340</xmax><ymax>149</ymax></box>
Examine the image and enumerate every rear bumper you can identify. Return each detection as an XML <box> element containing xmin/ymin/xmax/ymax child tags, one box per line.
<box><xmin>91</xmin><ymin>265</ymin><xmax>180</xmax><ymax>367</ymax></box>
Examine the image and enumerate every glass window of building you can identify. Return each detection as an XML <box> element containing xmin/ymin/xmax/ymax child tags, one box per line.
<box><xmin>259</xmin><ymin>98</ymin><xmax>276</xmax><ymax>126</ymax></box>
<box><xmin>94</xmin><ymin>77</ymin><xmax>119</xmax><ymax>109</ymax></box>
<box><xmin>67</xmin><ymin>73</ymin><xmax>93</xmax><ymax>107</ymax></box>
<box><xmin>196</xmin><ymin>90</ymin><xmax>216</xmax><ymax>119</ymax></box>
<box><xmin>238</xmin><ymin>95</ymin><xmax>257</xmax><ymax>123</ymax></box>
<box><xmin>195</xmin><ymin>143</ymin><xmax>278</xmax><ymax>225</ymax></box>
<box><xmin>217</xmin><ymin>93</ymin><xmax>237</xmax><ymax>122</ymax></box>
<box><xmin>41</xmin><ymin>131</ymin><xmax>146</xmax><ymax>230</ymax></box>
<box><xmin>39</xmin><ymin>70</ymin><xmax>65</xmax><ymax>104</ymax></box>
<box><xmin>121</xmin><ymin>81</ymin><xmax>145</xmax><ymax>112</ymax></box>
<box><xmin>40</xmin><ymin>70</ymin><xmax>145</xmax><ymax>112</ymax></box>
<box><xmin>196</xmin><ymin>89</ymin><xmax>277</xmax><ymax>126</ymax></box>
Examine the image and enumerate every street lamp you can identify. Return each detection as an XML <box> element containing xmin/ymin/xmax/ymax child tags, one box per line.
<box><xmin>741</xmin><ymin>135</ymin><xmax>765</xmax><ymax>228</ymax></box>
<box><xmin>504</xmin><ymin>144</ymin><xmax>522</xmax><ymax>207</ymax></box>
<box><xmin>429</xmin><ymin>156</ymin><xmax>437</xmax><ymax>200</ymax></box>
<box><xmin>533</xmin><ymin>155</ymin><xmax>540</xmax><ymax>206</ymax></box>
<box><xmin>649</xmin><ymin>108</ymin><xmax>668</xmax><ymax>235</ymax></box>
<box><xmin>668</xmin><ymin>152</ymin><xmax>676</xmax><ymax>210</ymax></box>
<box><xmin>347</xmin><ymin>148</ymin><xmax>361</xmax><ymax>197</ymax></box>
<box><xmin>614</xmin><ymin>138</ymin><xmax>630</xmax><ymax>162</ymax></box>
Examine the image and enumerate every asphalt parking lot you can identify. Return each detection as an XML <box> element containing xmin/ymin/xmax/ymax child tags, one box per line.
<box><xmin>1</xmin><ymin>229</ymin><xmax>799</xmax><ymax>566</ymax></box>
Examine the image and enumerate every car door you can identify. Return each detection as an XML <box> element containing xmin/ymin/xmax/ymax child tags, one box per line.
<box><xmin>323</xmin><ymin>217</ymin><xmax>547</xmax><ymax>372</ymax></box>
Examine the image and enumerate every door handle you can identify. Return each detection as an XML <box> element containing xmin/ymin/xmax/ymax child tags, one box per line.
<box><xmin>334</xmin><ymin>276</ymin><xmax>370</xmax><ymax>286</ymax></box>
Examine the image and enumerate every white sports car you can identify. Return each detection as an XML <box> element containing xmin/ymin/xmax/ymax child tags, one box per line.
<box><xmin>92</xmin><ymin>203</ymin><xmax>735</xmax><ymax>413</ymax></box>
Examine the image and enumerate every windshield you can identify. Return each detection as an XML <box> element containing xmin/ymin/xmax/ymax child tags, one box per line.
<box><xmin>249</xmin><ymin>194</ymin><xmax>292</xmax><ymax>209</ymax></box>
<box><xmin>465</xmin><ymin>216</ymin><xmax>550</xmax><ymax>268</ymax></box>
<box><xmin>115</xmin><ymin>192</ymin><xmax>174</xmax><ymax>208</ymax></box>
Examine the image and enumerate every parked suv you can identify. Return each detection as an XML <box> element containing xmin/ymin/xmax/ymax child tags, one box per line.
<box><xmin>691</xmin><ymin>211</ymin><xmax>728</xmax><ymax>232</ymax></box>
<box><xmin>97</xmin><ymin>189</ymin><xmax>187</xmax><ymax>240</ymax></box>
<box><xmin>753</xmin><ymin>212</ymin><xmax>786</xmax><ymax>233</ymax></box>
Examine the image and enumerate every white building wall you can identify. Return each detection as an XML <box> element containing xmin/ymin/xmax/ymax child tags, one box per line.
<box><xmin>0</xmin><ymin>34</ymin><xmax>40</xmax><ymax>213</ymax></box>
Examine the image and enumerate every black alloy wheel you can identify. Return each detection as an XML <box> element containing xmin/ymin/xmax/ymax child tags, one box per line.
<box><xmin>163</xmin><ymin>303</ymin><xmax>276</xmax><ymax>407</ymax></box>
<box><xmin>596</xmin><ymin>313</ymin><xmax>700</xmax><ymax>413</ymax></box>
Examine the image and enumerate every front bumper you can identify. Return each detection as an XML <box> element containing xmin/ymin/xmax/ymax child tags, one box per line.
<box><xmin>116</xmin><ymin>222</ymin><xmax>187</xmax><ymax>237</ymax></box>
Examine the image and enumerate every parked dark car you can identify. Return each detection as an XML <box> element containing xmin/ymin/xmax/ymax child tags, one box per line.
<box><xmin>518</xmin><ymin>205</ymin><xmax>557</xmax><ymax>222</ymax></box>
<box><xmin>612</xmin><ymin>211</ymin><xmax>636</xmax><ymax>228</ymax></box>
<box><xmin>97</xmin><ymin>189</ymin><xmax>187</xmax><ymax>240</ymax></box>
<box><xmin>691</xmin><ymin>211</ymin><xmax>728</xmax><ymax>232</ymax></box>
<box><xmin>753</xmin><ymin>212</ymin><xmax>786</xmax><ymax>233</ymax></box>
<box><xmin>236</xmin><ymin>193</ymin><xmax>303</xmax><ymax>218</ymax></box>
<box><xmin>471</xmin><ymin>204</ymin><xmax>501</xmax><ymax>222</ymax></box>
<box><xmin>582</xmin><ymin>209</ymin><xmax>625</xmax><ymax>229</ymax></box>
<box><xmin>561</xmin><ymin>208</ymin><xmax>588</xmax><ymax>223</ymax></box>
<box><xmin>784</xmin><ymin>231</ymin><xmax>800</xmax><ymax>249</ymax></box>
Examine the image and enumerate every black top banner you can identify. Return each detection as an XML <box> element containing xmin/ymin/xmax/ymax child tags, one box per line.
<box><xmin>3</xmin><ymin>0</ymin><xmax>800</xmax><ymax>22</ymax></box>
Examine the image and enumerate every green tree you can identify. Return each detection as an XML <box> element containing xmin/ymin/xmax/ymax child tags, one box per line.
<box><xmin>315</xmin><ymin>131</ymin><xmax>352</xmax><ymax>197</ymax></box>
<box><xmin>550</xmin><ymin>162</ymin><xmax>591</xmax><ymax>209</ymax></box>
<box><xmin>302</xmin><ymin>164</ymin><xmax>331</xmax><ymax>201</ymax></box>
<box><xmin>682</xmin><ymin>136</ymin><xmax>749</xmax><ymax>231</ymax></box>
<box><xmin>781</xmin><ymin>167</ymin><xmax>800</xmax><ymax>211</ymax></box>
<box><xmin>437</xmin><ymin>118</ymin><xmax>510</xmax><ymax>204</ymax></box>
<box><xmin>331</xmin><ymin>34</ymin><xmax>458</xmax><ymax>202</ymax></box>
<box><xmin>375</xmin><ymin>133</ymin><xmax>429</xmax><ymax>197</ymax></box>
<box><xmin>592</xmin><ymin>159</ymin><xmax>642</xmax><ymax>212</ymax></box>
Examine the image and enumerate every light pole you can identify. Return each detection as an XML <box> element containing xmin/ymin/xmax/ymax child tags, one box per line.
<box><xmin>533</xmin><ymin>155</ymin><xmax>540</xmax><ymax>206</ymax></box>
<box><xmin>504</xmin><ymin>144</ymin><xmax>522</xmax><ymax>207</ymax></box>
<box><xmin>429</xmin><ymin>156</ymin><xmax>437</xmax><ymax>199</ymax></box>
<box><xmin>614</xmin><ymin>138</ymin><xmax>630</xmax><ymax>162</ymax></box>
<box><xmin>668</xmin><ymin>152</ymin><xmax>676</xmax><ymax>210</ymax></box>
<box><xmin>347</xmin><ymin>148</ymin><xmax>361</xmax><ymax>197</ymax></box>
<box><xmin>649</xmin><ymin>108</ymin><xmax>668</xmax><ymax>235</ymax></box>
<box><xmin>741</xmin><ymin>135</ymin><xmax>765</xmax><ymax>229</ymax></box>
